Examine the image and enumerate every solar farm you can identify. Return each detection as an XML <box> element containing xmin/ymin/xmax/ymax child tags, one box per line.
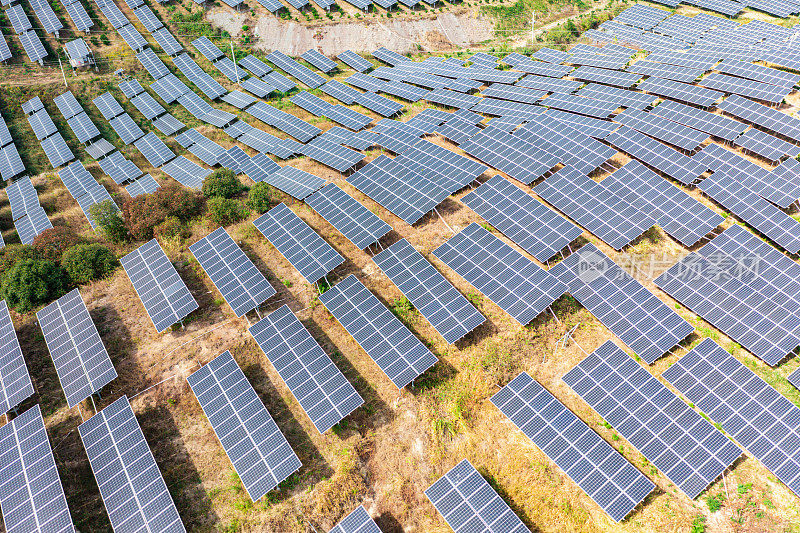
<box><xmin>5</xmin><ymin>0</ymin><xmax>800</xmax><ymax>530</ymax></box>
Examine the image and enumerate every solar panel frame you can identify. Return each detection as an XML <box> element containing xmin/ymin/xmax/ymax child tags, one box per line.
<box><xmin>40</xmin><ymin>134</ymin><xmax>75</xmax><ymax>169</ymax></box>
<box><xmin>266</xmin><ymin>50</ymin><xmax>326</xmax><ymax>88</ymax></box>
<box><xmin>568</xmin><ymin>65</ymin><xmax>641</xmax><ymax>88</ymax></box>
<box><xmin>192</xmin><ymin>36</ymin><xmax>224</xmax><ymax>61</ymax></box>
<box><xmin>78</xmin><ymin>395</ymin><xmax>185</xmax><ymax>532</ymax></box>
<box><xmin>433</xmin><ymin>223</ymin><xmax>568</xmax><ymax>325</ymax></box>
<box><xmin>305</xmin><ymin>184</ymin><xmax>390</xmax><ymax>249</ymax></box>
<box><xmin>27</xmin><ymin>109</ymin><xmax>57</xmax><ymax>141</ymax></box>
<box><xmin>301</xmin><ymin>49</ymin><xmax>337</xmax><ymax>73</ymax></box>
<box><xmin>460</xmin><ymin>127</ymin><xmax>559</xmax><ymax>185</ymax></box>
<box><xmin>36</xmin><ymin>289</ymin><xmax>117</xmax><ymax>408</ymax></box>
<box><xmin>98</xmin><ymin>150</ymin><xmax>143</xmax><ymax>185</ymax></box>
<box><xmin>614</xmin><ymin>109</ymin><xmax>709</xmax><ymax>151</ymax></box>
<box><xmin>626</xmin><ymin>61</ymin><xmax>704</xmax><ymax>83</ymax></box>
<box><xmin>53</xmin><ymin>91</ymin><xmax>83</xmax><ymax>120</ymax></box>
<box><xmin>540</xmin><ymin>92</ymin><xmax>618</xmax><ymax>118</ymax></box>
<box><xmin>161</xmin><ymin>155</ymin><xmax>211</xmax><ymax>189</ymax></box>
<box><xmin>491</xmin><ymin>372</ymin><xmax>655</xmax><ymax>522</ymax></box>
<box><xmin>650</xmin><ymin>99</ymin><xmax>746</xmax><ymax>141</ymax></box>
<box><xmin>0</xmin><ymin>144</ymin><xmax>24</xmax><ymax>181</ymax></box>
<box><xmin>7</xmin><ymin>5</ymin><xmax>31</xmax><ymax>33</ymax></box>
<box><xmin>130</xmin><ymin>91</ymin><xmax>166</xmax><ymax>121</ymax></box>
<box><xmin>152</xmin><ymin>27</ymin><xmax>183</xmax><ymax>56</ymax></box>
<box><xmin>109</xmin><ymin>113</ymin><xmax>145</xmax><ymax>145</ymax></box>
<box><xmin>734</xmin><ymin>128</ymin><xmax>800</xmax><ymax>163</ymax></box>
<box><xmin>0</xmin><ymin>300</ymin><xmax>34</xmax><ymax>414</ymax></box>
<box><xmin>152</xmin><ymin>113</ymin><xmax>185</xmax><ymax>136</ymax></box>
<box><xmin>189</xmin><ymin>227</ymin><xmax>276</xmax><ymax>317</ymax></box>
<box><xmin>637</xmin><ymin>77</ymin><xmax>722</xmax><ymax>107</ymax></box>
<box><xmin>134</xmin><ymin>131</ymin><xmax>175</xmax><ymax>168</ymax></box>
<box><xmin>118</xmin><ymin>23</ymin><xmax>148</xmax><ymax>52</ymax></box>
<box><xmin>318</xmin><ymin>274</ymin><xmax>438</xmax><ymax>389</ymax></box>
<box><xmin>337</xmin><ymin>50</ymin><xmax>373</xmax><ymax>72</ymax></box>
<box><xmin>63</xmin><ymin>0</ymin><xmax>92</xmax><ymax>32</ymax></box>
<box><xmin>120</xmin><ymin>239</ymin><xmax>199</xmax><ymax>332</ymax></box>
<box><xmin>700</xmin><ymin>72</ymin><xmax>789</xmax><ymax>104</ymax></box>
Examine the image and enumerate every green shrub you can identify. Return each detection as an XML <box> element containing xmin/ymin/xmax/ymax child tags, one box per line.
<box><xmin>202</xmin><ymin>169</ymin><xmax>243</xmax><ymax>199</ymax></box>
<box><xmin>246</xmin><ymin>182</ymin><xmax>276</xmax><ymax>213</ymax></box>
<box><xmin>153</xmin><ymin>216</ymin><xmax>184</xmax><ymax>239</ymax></box>
<box><xmin>207</xmin><ymin>198</ymin><xmax>249</xmax><ymax>226</ymax></box>
<box><xmin>0</xmin><ymin>244</ymin><xmax>38</xmax><ymax>271</ymax></box>
<box><xmin>123</xmin><ymin>185</ymin><xmax>202</xmax><ymax>241</ymax></box>
<box><xmin>32</xmin><ymin>227</ymin><xmax>83</xmax><ymax>263</ymax></box>
<box><xmin>90</xmin><ymin>200</ymin><xmax>127</xmax><ymax>243</ymax></box>
<box><xmin>61</xmin><ymin>244</ymin><xmax>117</xmax><ymax>284</ymax></box>
<box><xmin>0</xmin><ymin>259</ymin><xmax>69</xmax><ymax>312</ymax></box>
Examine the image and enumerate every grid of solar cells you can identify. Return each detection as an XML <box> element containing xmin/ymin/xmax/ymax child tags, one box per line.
<box><xmin>506</xmin><ymin>55</ymin><xmax>574</xmax><ymax>77</ymax></box>
<box><xmin>0</xmin><ymin>142</ymin><xmax>24</xmax><ymax>180</ymax></box>
<box><xmin>320</xmin><ymin>80</ymin><xmax>360</xmax><ymax>105</ymax></box>
<box><xmin>625</xmin><ymin>61</ymin><xmax>704</xmax><ymax>83</ymax></box>
<box><xmin>662</xmin><ymin>338</ymin><xmax>800</xmax><ymax>496</ymax></box>
<box><xmin>189</xmin><ymin>349</ymin><xmax>303</xmax><ymax>502</ymax></box>
<box><xmin>119</xmin><ymin>23</ymin><xmax>148</xmax><ymax>52</ymax></box>
<box><xmin>337</xmin><ymin>50</ymin><xmax>372</xmax><ymax>72</ymax></box>
<box><xmin>253</xmin><ymin>203</ymin><xmax>344</xmax><ymax>284</ymax></box>
<box><xmin>373</xmin><ymin>239</ymin><xmax>484</xmax><ymax>344</ymax></box>
<box><xmin>18</xmin><ymin>31</ymin><xmax>46</xmax><ymax>62</ymax></box>
<box><xmin>63</xmin><ymin>112</ymin><xmax>98</xmax><ymax>144</ymax></box>
<box><xmin>643</xmin><ymin>49</ymin><xmax>719</xmax><ymax>70</ymax></box>
<box><xmin>239</xmin><ymin>77</ymin><xmax>273</xmax><ymax>98</ymax></box>
<box><xmin>329</xmin><ymin>506</ymin><xmax>380</xmax><ymax>533</ymax></box>
<box><xmin>379</xmin><ymin>80</ymin><xmax>427</xmax><ymax>102</ymax></box>
<box><xmin>425</xmin><ymin>459</ymin><xmax>527</xmax><ymax>533</ymax></box>
<box><xmin>601</xmin><ymin>160</ymin><xmax>723</xmax><ymax>246</ymax></box>
<box><xmin>491</xmin><ymin>372</ymin><xmax>654</xmax><ymax>522</ymax></box>
<box><xmin>135</xmin><ymin>48</ymin><xmax>169</xmax><ymax>80</ymax></box>
<box><xmin>637</xmin><ymin>77</ymin><xmax>722</xmax><ymax>107</ymax></box>
<box><xmin>533</xmin><ymin>166</ymin><xmax>655</xmax><ymax>250</ymax></box>
<box><xmin>214</xmin><ymin>57</ymin><xmax>247</xmax><ymax>83</ymax></box>
<box><xmin>249</xmin><ymin>305</ymin><xmax>363</xmax><ymax>434</ymax></box>
<box><xmin>98</xmin><ymin>151</ymin><xmax>142</xmax><ymax>185</ymax></box>
<box><xmin>734</xmin><ymin>128</ymin><xmax>800</xmax><ymax>163</ymax></box>
<box><xmin>160</xmin><ymin>156</ymin><xmax>210</xmax><ymax>189</ymax></box>
<box><xmin>175</xmin><ymin>128</ymin><xmax>223</xmax><ymax>165</ymax></box>
<box><xmin>63</xmin><ymin>0</ymin><xmax>92</xmax><ymax>32</ymax></box>
<box><xmin>394</xmin><ymin>139</ymin><xmax>488</xmax><ymax>194</ymax></box>
<box><xmin>433</xmin><ymin>223</ymin><xmax>567</xmax><ymax>325</ymax></box>
<box><xmin>345</xmin><ymin>72</ymin><xmax>385</xmax><ymax>93</ymax></box>
<box><xmin>305</xmin><ymin>184</ymin><xmax>390</xmax><ymax>250</ymax></box>
<box><xmin>120</xmin><ymin>239</ymin><xmax>198</xmax><ymax>332</ymax></box>
<box><xmin>152</xmin><ymin>113</ymin><xmax>184</xmax><ymax>136</ymax></box>
<box><xmin>461</xmin><ymin>175</ymin><xmax>581</xmax><ymax>262</ymax></box>
<box><xmin>7</xmin><ymin>4</ymin><xmax>31</xmax><ymax>33</ymax></box>
<box><xmin>422</xmin><ymin>88</ymin><xmax>480</xmax><ymax>109</ymax></box>
<box><xmin>26</xmin><ymin>108</ymin><xmax>57</xmax><ymax>141</ymax></box>
<box><xmin>698</xmin><ymin>171</ymin><xmax>800</xmax><ymax>254</ymax></box>
<box><xmin>132</xmin><ymin>5</ymin><xmax>161</xmax><ymax>31</ymax></box>
<box><xmin>84</xmin><ymin>137</ymin><xmax>113</xmax><ymax>159</ymax></box>
<box><xmin>192</xmin><ymin>36</ymin><xmax>223</xmax><ymax>61</ymax></box>
<box><xmin>301</xmin><ymin>49</ymin><xmax>336</xmax><ymax>74</ymax></box>
<box><xmin>372</xmin><ymin>47</ymin><xmax>410</xmax><ymax>66</ymax></box>
<box><xmin>0</xmin><ymin>404</ymin><xmax>74</xmax><ymax>533</ymax></box>
<box><xmin>717</xmin><ymin>94</ymin><xmax>800</xmax><ymax>143</ymax></box>
<box><xmin>528</xmin><ymin>47</ymin><xmax>569</xmax><ymax>63</ymax></box>
<box><xmin>460</xmin><ymin>127</ymin><xmax>559</xmax><ymax>185</ymax></box>
<box><xmin>649</xmin><ymin>99</ymin><xmax>746</xmax><ymax>141</ymax></box>
<box><xmin>480</xmin><ymin>83</ymin><xmax>546</xmax><ymax>105</ymax></box>
<box><xmin>265</xmin><ymin>50</ymin><xmax>325</xmax><ymax>88</ymax></box>
<box><xmin>540</xmin><ymin>92</ymin><xmax>617</xmax><ymax>118</ymax></box>
<box><xmin>173</xmin><ymin>53</ymin><xmax>226</xmax><ymax>99</ymax></box>
<box><xmin>552</xmin><ymin>243</ymin><xmax>694</xmax><ymax>363</ymax></box>
<box><xmin>0</xmin><ymin>300</ymin><xmax>33</xmax><ymax>414</ymax></box>
<box><xmin>544</xmin><ymin>109</ymin><xmax>617</xmax><ymax>139</ymax></box>
<box><xmin>299</xmin><ymin>137</ymin><xmax>364</xmax><ymax>172</ymax></box>
<box><xmin>125</xmin><ymin>174</ymin><xmax>160</xmax><ymax>197</ymax></box>
<box><xmin>575</xmin><ymin>83</ymin><xmax>656</xmax><ymax>110</ymax></box>
<box><xmin>189</xmin><ymin>227</ymin><xmax>275</xmax><ymax>317</ymax></box>
<box><xmin>53</xmin><ymin>91</ymin><xmax>83</xmax><ymax>121</ymax></box>
<box><xmin>605</xmin><ymin>126</ymin><xmax>705</xmax><ymax>185</ymax></box>
<box><xmin>700</xmin><ymin>73</ymin><xmax>789</xmax><ymax>104</ymax></box>
<box><xmin>246</xmin><ymin>102</ymin><xmax>321</xmax><ymax>142</ymax></box>
<box><xmin>614</xmin><ymin>109</ymin><xmax>708</xmax><ymax>151</ymax></box>
<box><xmin>134</xmin><ymin>131</ymin><xmax>174</xmax><ymax>168</ymax></box>
<box><xmin>318</xmin><ymin>274</ymin><xmax>438</xmax><ymax>388</ymax></box>
<box><xmin>615</xmin><ymin>3</ymin><xmax>670</xmax><ymax>29</ymax></box>
<box><xmin>563</xmin><ymin>341</ymin><xmax>739</xmax><ymax>498</ymax></box>
<box><xmin>40</xmin><ymin>134</ymin><xmax>74</xmax><ymax>169</ymax></box>
<box><xmin>568</xmin><ymin>65</ymin><xmax>641</xmax><ymax>88</ymax></box>
<box><xmin>434</xmin><ymin>116</ymin><xmax>480</xmax><ymax>145</ymax></box>
<box><xmin>152</xmin><ymin>27</ymin><xmax>183</xmax><ymax>56</ymax></box>
<box><xmin>716</xmin><ymin>59</ymin><xmax>799</xmax><ymax>88</ymax></box>
<box><xmin>78</xmin><ymin>395</ymin><xmax>185</xmax><ymax>532</ymax></box>
<box><xmin>129</xmin><ymin>91</ymin><xmax>166</xmax><ymax>120</ymax></box>
<box><xmin>150</xmin><ymin>74</ymin><xmax>189</xmax><ymax>104</ymax></box>
<box><xmin>36</xmin><ymin>289</ymin><xmax>116</xmax><ymax>408</ymax></box>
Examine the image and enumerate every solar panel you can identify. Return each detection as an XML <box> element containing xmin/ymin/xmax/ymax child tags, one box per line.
<box><xmin>192</xmin><ymin>36</ymin><xmax>223</xmax><ymax>61</ymax></box>
<box><xmin>717</xmin><ymin>94</ymin><xmax>800</xmax><ymax>144</ymax></box>
<box><xmin>125</xmin><ymin>174</ymin><xmax>160</xmax><ymax>197</ymax></box>
<box><xmin>716</xmin><ymin>59</ymin><xmax>799</xmax><ymax>88</ymax></box>
<box><xmin>26</xmin><ymin>109</ymin><xmax>57</xmax><ymax>141</ymax></box>
<box><xmin>372</xmin><ymin>47</ymin><xmax>409</xmax><ymax>66</ymax></box>
<box><xmin>7</xmin><ymin>5</ymin><xmax>31</xmax><ymax>33</ymax></box>
<box><xmin>574</xmin><ymin>83</ymin><xmax>655</xmax><ymax>111</ymax></box>
<box><xmin>0</xmin><ymin>144</ymin><xmax>24</xmax><ymax>181</ymax></box>
<box><xmin>84</xmin><ymin>138</ymin><xmax>114</xmax><ymax>160</ymax></box>
<box><xmin>21</xmin><ymin>97</ymin><xmax>43</xmax><ymax>115</ymax></box>
<box><xmin>564</xmin><ymin>341</ymin><xmax>739</xmax><ymax>498</ymax></box>
<box><xmin>120</xmin><ymin>239</ymin><xmax>198</xmax><ymax>332</ymax></box>
<box><xmin>422</xmin><ymin>88</ymin><xmax>480</xmax><ymax>110</ymax></box>
<box><xmin>175</xmin><ymin>128</ymin><xmax>223</xmax><ymax>165</ymax></box>
<box><xmin>215</xmin><ymin>57</ymin><xmax>247</xmax><ymax>83</ymax></box>
<box><xmin>152</xmin><ymin>27</ymin><xmax>183</xmax><ymax>56</ymax></box>
<box><xmin>266</xmin><ymin>50</ymin><xmax>326</xmax><ymax>88</ymax></box>
<box><xmin>319</xmin><ymin>274</ymin><xmax>438</xmax><ymax>388</ymax></box>
<box><xmin>130</xmin><ymin>92</ymin><xmax>166</xmax><ymax>120</ymax></box>
<box><xmin>734</xmin><ymin>128</ymin><xmax>800</xmax><ymax>163</ymax></box>
<box><xmin>0</xmin><ymin>299</ymin><xmax>33</xmax><ymax>413</ymax></box>
<box><xmin>637</xmin><ymin>77</ymin><xmax>722</xmax><ymax>108</ymax></box>
<box><xmin>626</xmin><ymin>61</ymin><xmax>704</xmax><ymax>83</ymax></box>
<box><xmin>614</xmin><ymin>108</ymin><xmax>708</xmax><ymax>151</ymax></box>
<box><xmin>425</xmin><ymin>459</ymin><xmax>527</xmax><ymax>532</ymax></box>
<box><xmin>700</xmin><ymin>73</ymin><xmax>789</xmax><ymax>105</ymax></box>
<box><xmin>301</xmin><ymin>49</ymin><xmax>337</xmax><ymax>73</ymax></box>
<box><xmin>108</xmin><ymin>113</ymin><xmax>144</xmax><ymax>145</ymax></box>
<box><xmin>160</xmin><ymin>156</ymin><xmax>210</xmax><ymax>189</ymax></box>
<box><xmin>434</xmin><ymin>116</ymin><xmax>480</xmax><ymax>145</ymax></box>
<box><xmin>650</xmin><ymin>99</ymin><xmax>746</xmax><ymax>141</ymax></box>
<box><xmin>132</xmin><ymin>4</ymin><xmax>161</xmax><ymax>31</ymax></box>
<box><xmin>540</xmin><ymin>92</ymin><xmax>618</xmax><ymax>119</ymax></box>
<box><xmin>189</xmin><ymin>227</ymin><xmax>276</xmax><ymax>317</ymax></box>
<box><xmin>554</xmin><ymin>242</ymin><xmax>694</xmax><ymax>363</ymax></box>
<box><xmin>37</xmin><ymin>289</ymin><xmax>117</xmax><ymax>408</ymax></box>
<box><xmin>698</xmin><ymin>171</ymin><xmax>800</xmax><ymax>254</ymax></box>
<box><xmin>615</xmin><ymin>3</ymin><xmax>670</xmax><ymax>29</ymax></box>
<box><xmin>568</xmin><ymin>65</ymin><xmax>641</xmax><ymax>88</ymax></box>
<box><xmin>330</xmin><ymin>506</ymin><xmax>380</xmax><ymax>533</ymax></box>
<box><xmin>605</xmin><ymin>126</ymin><xmax>705</xmax><ymax>185</ymax></box>
<box><xmin>662</xmin><ymin>338</ymin><xmax>800</xmax><ymax>496</ymax></box>
<box><xmin>118</xmin><ymin>23</ymin><xmax>148</xmax><ymax>52</ymax></box>
<box><xmin>344</xmin><ymin>72</ymin><xmax>384</xmax><ymax>93</ymax></box>
<box><xmin>305</xmin><ymin>183</ymin><xmax>390</xmax><ymax>250</ymax></box>
<box><xmin>433</xmin><ymin>223</ymin><xmax>567</xmax><ymax>325</ymax></box>
<box><xmin>150</xmin><ymin>74</ymin><xmax>190</xmax><ymax>104</ymax></box>
<box><xmin>395</xmin><ymin>139</ymin><xmax>488</xmax><ymax>194</ymax></box>
<box><xmin>506</xmin><ymin>55</ymin><xmax>574</xmax><ymax>78</ymax></box>
<box><xmin>373</xmin><ymin>238</ymin><xmax>484</xmax><ymax>344</ymax></box>
<box><xmin>460</xmin><ymin>127</ymin><xmax>559</xmax><ymax>185</ymax></box>
<box><xmin>93</xmin><ymin>92</ymin><xmax>124</xmax><ymax>120</ymax></box>
<box><xmin>249</xmin><ymin>305</ymin><xmax>363</xmax><ymax>434</ymax></box>
<box><xmin>246</xmin><ymin>102</ymin><xmax>321</xmax><ymax>142</ymax></box>
<box><xmin>601</xmin><ymin>160</ymin><xmax>723</xmax><ymax>246</ymax></box>
<box><xmin>461</xmin><ymin>175</ymin><xmax>581</xmax><ymax>262</ymax></box>
<box><xmin>40</xmin><ymin>134</ymin><xmax>74</xmax><ymax>169</ymax></box>
<box><xmin>173</xmin><ymin>53</ymin><xmax>227</xmax><ymax>99</ymax></box>
<box><xmin>491</xmin><ymin>372</ymin><xmax>654</xmax><ymax>521</ymax></box>
<box><xmin>528</xmin><ymin>48</ymin><xmax>569</xmax><ymax>63</ymax></box>
<box><xmin>79</xmin><ymin>395</ymin><xmax>185</xmax><ymax>532</ymax></box>
<box><xmin>238</xmin><ymin>77</ymin><xmax>274</xmax><ymax>99</ymax></box>
<box><xmin>337</xmin><ymin>50</ymin><xmax>372</xmax><ymax>72</ymax></box>
<box><xmin>263</xmin><ymin>71</ymin><xmax>296</xmax><ymax>93</ymax></box>
<box><xmin>63</xmin><ymin>0</ymin><xmax>92</xmax><ymax>32</ymax></box>
<box><xmin>53</xmin><ymin>91</ymin><xmax>83</xmax><ymax>120</ymax></box>
<box><xmin>541</xmin><ymin>109</ymin><xmax>616</xmax><ymax>139</ymax></box>
<box><xmin>134</xmin><ymin>132</ymin><xmax>175</xmax><ymax>168</ymax></box>
<box><xmin>534</xmin><ymin>166</ymin><xmax>656</xmax><ymax>249</ymax></box>
<box><xmin>152</xmin><ymin>113</ymin><xmax>185</xmax><ymax>136</ymax></box>
<box><xmin>0</xmin><ymin>404</ymin><xmax>74</xmax><ymax>533</ymax></box>
<box><xmin>187</xmin><ymin>350</ymin><xmax>301</xmax><ymax>501</ymax></box>
<box><xmin>257</xmin><ymin>164</ymin><xmax>327</xmax><ymax>201</ymax></box>
<box><xmin>98</xmin><ymin>150</ymin><xmax>142</xmax><ymax>185</ymax></box>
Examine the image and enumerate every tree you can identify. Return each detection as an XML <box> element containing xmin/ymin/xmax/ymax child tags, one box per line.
<box><xmin>0</xmin><ymin>244</ymin><xmax>38</xmax><ymax>271</ymax></box>
<box><xmin>206</xmin><ymin>198</ymin><xmax>249</xmax><ymax>226</ymax></box>
<box><xmin>247</xmin><ymin>182</ymin><xmax>276</xmax><ymax>213</ymax></box>
<box><xmin>32</xmin><ymin>227</ymin><xmax>83</xmax><ymax>263</ymax></box>
<box><xmin>202</xmin><ymin>169</ymin><xmax>244</xmax><ymax>199</ymax></box>
<box><xmin>0</xmin><ymin>259</ymin><xmax>69</xmax><ymax>312</ymax></box>
<box><xmin>90</xmin><ymin>200</ymin><xmax>127</xmax><ymax>243</ymax></box>
<box><xmin>61</xmin><ymin>244</ymin><xmax>117</xmax><ymax>284</ymax></box>
<box><xmin>122</xmin><ymin>185</ymin><xmax>202</xmax><ymax>241</ymax></box>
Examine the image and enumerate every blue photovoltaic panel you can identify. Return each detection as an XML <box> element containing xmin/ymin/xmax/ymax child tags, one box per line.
<box><xmin>249</xmin><ymin>305</ymin><xmax>363</xmax><ymax>433</ymax></box>
<box><xmin>374</xmin><ymin>239</ymin><xmax>485</xmax><ymax>344</ymax></box>
<box><xmin>0</xmin><ymin>404</ymin><xmax>75</xmax><ymax>533</ymax></box>
<box><xmin>337</xmin><ymin>50</ymin><xmax>373</xmax><ymax>73</ymax></box>
<box><xmin>0</xmin><ymin>300</ymin><xmax>34</xmax><ymax>414</ymax></box>
<box><xmin>329</xmin><ymin>506</ymin><xmax>380</xmax><ymax>533</ymax></box>
<box><xmin>318</xmin><ymin>275</ymin><xmax>438</xmax><ymax>389</ymax></box>
<box><xmin>563</xmin><ymin>341</ymin><xmax>741</xmax><ymax>499</ymax></box>
<box><xmin>253</xmin><ymin>203</ymin><xmax>344</xmax><ymax>284</ymax></box>
<box><xmin>266</xmin><ymin>50</ymin><xmax>326</xmax><ymax>88</ymax></box>
<box><xmin>189</xmin><ymin>227</ymin><xmax>276</xmax><ymax>317</ymax></box>
<box><xmin>491</xmin><ymin>372</ymin><xmax>654</xmax><ymax>522</ymax></box>
<box><xmin>79</xmin><ymin>396</ymin><xmax>185</xmax><ymax>532</ymax></box>
<box><xmin>432</xmin><ymin>223</ymin><xmax>568</xmax><ymax>325</ymax></box>
<box><xmin>425</xmin><ymin>459</ymin><xmax>527</xmax><ymax>532</ymax></box>
<box><xmin>36</xmin><ymin>289</ymin><xmax>117</xmax><ymax>408</ymax></box>
<box><xmin>305</xmin><ymin>183</ymin><xmax>391</xmax><ymax>249</ymax></box>
<box><xmin>461</xmin><ymin>174</ymin><xmax>582</xmax><ymax>262</ymax></box>
<box><xmin>120</xmin><ymin>239</ymin><xmax>198</xmax><ymax>332</ymax></box>
<box><xmin>460</xmin><ymin>127</ymin><xmax>559</xmax><ymax>185</ymax></box>
<box><xmin>550</xmin><ymin>243</ymin><xmax>694</xmax><ymax>364</ymax></box>
<box><xmin>188</xmin><ymin>351</ymin><xmax>302</xmax><ymax>501</ymax></box>
<box><xmin>662</xmin><ymin>338</ymin><xmax>800</xmax><ymax>497</ymax></box>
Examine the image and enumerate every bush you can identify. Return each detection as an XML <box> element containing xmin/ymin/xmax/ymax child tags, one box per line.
<box><xmin>123</xmin><ymin>185</ymin><xmax>202</xmax><ymax>241</ymax></box>
<box><xmin>32</xmin><ymin>227</ymin><xmax>83</xmax><ymax>263</ymax></box>
<box><xmin>62</xmin><ymin>244</ymin><xmax>117</xmax><ymax>284</ymax></box>
<box><xmin>202</xmin><ymin>169</ymin><xmax>244</xmax><ymax>199</ymax></box>
<box><xmin>0</xmin><ymin>244</ymin><xmax>38</xmax><ymax>272</ymax></box>
<box><xmin>0</xmin><ymin>259</ymin><xmax>69</xmax><ymax>312</ymax></box>
<box><xmin>207</xmin><ymin>198</ymin><xmax>249</xmax><ymax>226</ymax></box>
<box><xmin>246</xmin><ymin>182</ymin><xmax>276</xmax><ymax>213</ymax></box>
<box><xmin>153</xmin><ymin>216</ymin><xmax>184</xmax><ymax>239</ymax></box>
<box><xmin>90</xmin><ymin>200</ymin><xmax>127</xmax><ymax>243</ymax></box>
